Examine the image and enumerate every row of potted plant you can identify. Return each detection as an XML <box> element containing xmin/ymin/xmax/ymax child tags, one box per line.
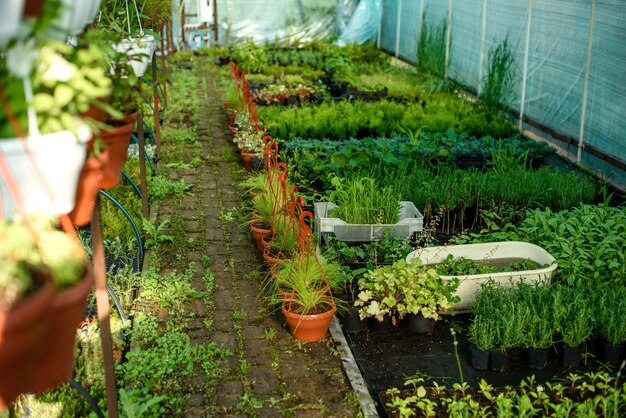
<box><xmin>0</xmin><ymin>0</ymin><xmax>173</xmax><ymax>408</ymax></box>
<box><xmin>382</xmin><ymin>371</ymin><xmax>626</xmax><ymax>418</ymax></box>
<box><xmin>468</xmin><ymin>280</ymin><xmax>626</xmax><ymax>372</ymax></box>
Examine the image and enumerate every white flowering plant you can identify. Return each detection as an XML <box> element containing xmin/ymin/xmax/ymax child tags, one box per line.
<box><xmin>355</xmin><ymin>258</ymin><xmax>460</xmax><ymax>325</ymax></box>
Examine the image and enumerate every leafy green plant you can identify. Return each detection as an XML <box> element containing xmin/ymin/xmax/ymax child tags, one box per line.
<box><xmin>140</xmin><ymin>266</ymin><xmax>205</xmax><ymax>309</ymax></box>
<box><xmin>434</xmin><ymin>255</ymin><xmax>542</xmax><ymax>276</ymax></box>
<box><xmin>552</xmin><ymin>284</ymin><xmax>594</xmax><ymax>348</ymax></box>
<box><xmin>148</xmin><ymin>175</ymin><xmax>191</xmax><ymax>200</ymax></box>
<box><xmin>325</xmin><ymin>234</ymin><xmax>413</xmax><ymax>271</ymax></box>
<box><xmin>142</xmin><ymin>218</ymin><xmax>174</xmax><ymax>249</ymax></box>
<box><xmin>355</xmin><ymin>258</ymin><xmax>459</xmax><ymax>324</ymax></box>
<box><xmin>594</xmin><ymin>283</ymin><xmax>626</xmax><ymax>345</ymax></box>
<box><xmin>119</xmin><ymin>388</ymin><xmax>167</xmax><ymax>418</ymax></box>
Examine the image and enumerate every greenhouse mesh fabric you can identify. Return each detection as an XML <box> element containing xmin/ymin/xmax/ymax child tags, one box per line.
<box><xmin>379</xmin><ymin>0</ymin><xmax>626</xmax><ymax>185</ymax></box>
<box><xmin>176</xmin><ymin>0</ymin><xmax>380</xmax><ymax>46</ymax></box>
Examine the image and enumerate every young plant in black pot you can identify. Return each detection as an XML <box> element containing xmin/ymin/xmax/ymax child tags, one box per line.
<box><xmin>595</xmin><ymin>284</ymin><xmax>626</xmax><ymax>367</ymax></box>
<box><xmin>467</xmin><ymin>314</ymin><xmax>496</xmax><ymax>370</ymax></box>
<box><xmin>553</xmin><ymin>284</ymin><xmax>594</xmax><ymax>367</ymax></box>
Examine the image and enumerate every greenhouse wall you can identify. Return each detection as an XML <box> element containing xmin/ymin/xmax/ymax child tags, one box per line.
<box><xmin>379</xmin><ymin>0</ymin><xmax>626</xmax><ymax>187</ymax></box>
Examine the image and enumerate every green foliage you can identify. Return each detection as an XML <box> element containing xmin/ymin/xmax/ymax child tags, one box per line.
<box><xmin>552</xmin><ymin>284</ymin><xmax>594</xmax><ymax>348</ymax></box>
<box><xmin>481</xmin><ymin>36</ymin><xmax>517</xmax><ymax>109</ymax></box>
<box><xmin>466</xmin><ymin>205</ymin><xmax>626</xmax><ymax>286</ymax></box>
<box><xmin>259</xmin><ymin>99</ymin><xmax>517</xmax><ymax>141</ymax></box>
<box><xmin>119</xmin><ymin>388</ymin><xmax>167</xmax><ymax>418</ymax></box>
<box><xmin>327</xmin><ymin>176</ymin><xmax>401</xmax><ymax>224</ymax></box>
<box><xmin>434</xmin><ymin>255</ymin><xmax>543</xmax><ymax>276</ymax></box>
<box><xmin>140</xmin><ymin>265</ymin><xmax>205</xmax><ymax>309</ymax></box>
<box><xmin>418</xmin><ymin>13</ymin><xmax>448</xmax><ymax>79</ymax></box>
<box><xmin>142</xmin><ymin>217</ymin><xmax>174</xmax><ymax>249</ymax></box>
<box><xmin>594</xmin><ymin>283</ymin><xmax>626</xmax><ymax>345</ymax></box>
<box><xmin>119</xmin><ymin>313</ymin><xmax>233</xmax><ymax>415</ymax></box>
<box><xmin>148</xmin><ymin>175</ymin><xmax>191</xmax><ymax>200</ymax></box>
<box><xmin>355</xmin><ymin>258</ymin><xmax>460</xmax><ymax>324</ymax></box>
<box><xmin>325</xmin><ymin>234</ymin><xmax>413</xmax><ymax>271</ymax></box>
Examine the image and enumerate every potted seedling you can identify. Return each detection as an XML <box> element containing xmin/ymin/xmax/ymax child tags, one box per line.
<box><xmin>355</xmin><ymin>258</ymin><xmax>459</xmax><ymax>333</ymax></box>
<box><xmin>552</xmin><ymin>284</ymin><xmax>593</xmax><ymax>367</ymax></box>
<box><xmin>272</xmin><ymin>251</ymin><xmax>347</xmax><ymax>342</ymax></box>
<box><xmin>595</xmin><ymin>284</ymin><xmax>626</xmax><ymax>367</ymax></box>
<box><xmin>0</xmin><ymin>216</ymin><xmax>91</xmax><ymax>407</ymax></box>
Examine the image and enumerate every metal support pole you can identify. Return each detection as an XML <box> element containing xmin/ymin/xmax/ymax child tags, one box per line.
<box><xmin>376</xmin><ymin>24</ymin><xmax>381</xmax><ymax>49</ymax></box>
<box><xmin>444</xmin><ymin>0</ymin><xmax>452</xmax><ymax>79</ymax></box>
<box><xmin>91</xmin><ymin>197</ymin><xmax>118</xmax><ymax>418</ymax></box>
<box><xmin>160</xmin><ymin>24</ymin><xmax>168</xmax><ymax>107</ymax></box>
<box><xmin>577</xmin><ymin>0</ymin><xmax>596</xmax><ymax>163</ymax></box>
<box><xmin>151</xmin><ymin>56</ymin><xmax>162</xmax><ymax>157</ymax></box>
<box><xmin>477</xmin><ymin>0</ymin><xmax>487</xmax><ymax>94</ymax></box>
<box><xmin>395</xmin><ymin>0</ymin><xmax>402</xmax><ymax>57</ymax></box>
<box><xmin>518</xmin><ymin>0</ymin><xmax>533</xmax><ymax>131</ymax></box>
<box><xmin>137</xmin><ymin>113</ymin><xmax>150</xmax><ymax>220</ymax></box>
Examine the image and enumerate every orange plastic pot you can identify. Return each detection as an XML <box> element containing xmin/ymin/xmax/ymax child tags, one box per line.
<box><xmin>281</xmin><ymin>304</ymin><xmax>336</xmax><ymax>343</ymax></box>
<box><xmin>68</xmin><ymin>155</ymin><xmax>105</xmax><ymax>226</ymax></box>
<box><xmin>99</xmin><ymin>112</ymin><xmax>137</xmax><ymax>189</ymax></box>
<box><xmin>31</xmin><ymin>269</ymin><xmax>94</xmax><ymax>393</ymax></box>
<box><xmin>250</xmin><ymin>220</ymin><xmax>271</xmax><ymax>251</ymax></box>
<box><xmin>262</xmin><ymin>249</ymin><xmax>288</xmax><ymax>270</ymax></box>
<box><xmin>240</xmin><ymin>149</ymin><xmax>259</xmax><ymax>172</ymax></box>
<box><xmin>0</xmin><ymin>278</ymin><xmax>54</xmax><ymax>409</ymax></box>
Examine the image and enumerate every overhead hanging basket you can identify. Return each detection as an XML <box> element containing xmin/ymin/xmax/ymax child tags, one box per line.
<box><xmin>113</xmin><ymin>34</ymin><xmax>156</xmax><ymax>77</ymax></box>
<box><xmin>54</xmin><ymin>0</ymin><xmax>102</xmax><ymax>36</ymax></box>
<box><xmin>0</xmin><ymin>0</ymin><xmax>26</xmax><ymax>47</ymax></box>
<box><xmin>0</xmin><ymin>126</ymin><xmax>91</xmax><ymax>219</ymax></box>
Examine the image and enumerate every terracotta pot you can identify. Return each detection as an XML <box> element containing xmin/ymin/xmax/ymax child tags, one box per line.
<box><xmin>240</xmin><ymin>149</ymin><xmax>260</xmax><ymax>172</ymax></box>
<box><xmin>281</xmin><ymin>304</ymin><xmax>336</xmax><ymax>343</ymax></box>
<box><xmin>23</xmin><ymin>0</ymin><xmax>45</xmax><ymax>17</ymax></box>
<box><xmin>262</xmin><ymin>249</ymin><xmax>288</xmax><ymax>270</ymax></box>
<box><xmin>0</xmin><ymin>278</ymin><xmax>54</xmax><ymax>409</ymax></box>
<box><xmin>68</xmin><ymin>155</ymin><xmax>105</xmax><ymax>226</ymax></box>
<box><xmin>99</xmin><ymin>112</ymin><xmax>137</xmax><ymax>189</ymax></box>
<box><xmin>31</xmin><ymin>269</ymin><xmax>94</xmax><ymax>393</ymax></box>
<box><xmin>249</xmin><ymin>220</ymin><xmax>271</xmax><ymax>252</ymax></box>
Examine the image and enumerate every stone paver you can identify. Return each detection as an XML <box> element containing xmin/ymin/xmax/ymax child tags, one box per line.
<box><xmin>153</xmin><ymin>62</ymin><xmax>360</xmax><ymax>417</ymax></box>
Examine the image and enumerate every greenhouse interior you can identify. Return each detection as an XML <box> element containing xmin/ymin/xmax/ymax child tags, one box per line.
<box><xmin>1</xmin><ymin>0</ymin><xmax>625</xmax><ymax>416</ymax></box>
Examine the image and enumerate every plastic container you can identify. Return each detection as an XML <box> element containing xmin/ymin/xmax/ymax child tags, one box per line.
<box><xmin>406</xmin><ymin>241</ymin><xmax>558</xmax><ymax>312</ymax></box>
<box><xmin>314</xmin><ymin>201</ymin><xmax>423</xmax><ymax>242</ymax></box>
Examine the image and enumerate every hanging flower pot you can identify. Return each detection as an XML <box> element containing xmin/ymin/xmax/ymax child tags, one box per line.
<box><xmin>98</xmin><ymin>112</ymin><xmax>137</xmax><ymax>190</ymax></box>
<box><xmin>0</xmin><ymin>126</ymin><xmax>91</xmax><ymax>219</ymax></box>
<box><xmin>31</xmin><ymin>268</ymin><xmax>94</xmax><ymax>393</ymax></box>
<box><xmin>113</xmin><ymin>34</ymin><xmax>156</xmax><ymax>77</ymax></box>
<box><xmin>54</xmin><ymin>0</ymin><xmax>102</xmax><ymax>36</ymax></box>
<box><xmin>68</xmin><ymin>154</ymin><xmax>104</xmax><ymax>227</ymax></box>
<box><xmin>0</xmin><ymin>277</ymin><xmax>54</xmax><ymax>409</ymax></box>
<box><xmin>281</xmin><ymin>304</ymin><xmax>336</xmax><ymax>343</ymax></box>
<box><xmin>1</xmin><ymin>0</ymin><xmax>25</xmax><ymax>46</ymax></box>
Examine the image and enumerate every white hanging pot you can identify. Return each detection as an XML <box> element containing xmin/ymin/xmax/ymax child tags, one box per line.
<box><xmin>0</xmin><ymin>125</ymin><xmax>91</xmax><ymax>219</ymax></box>
<box><xmin>0</xmin><ymin>0</ymin><xmax>26</xmax><ymax>48</ymax></box>
<box><xmin>113</xmin><ymin>34</ymin><xmax>156</xmax><ymax>77</ymax></box>
<box><xmin>54</xmin><ymin>0</ymin><xmax>102</xmax><ymax>36</ymax></box>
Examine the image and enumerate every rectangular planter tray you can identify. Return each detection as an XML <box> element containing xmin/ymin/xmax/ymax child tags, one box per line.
<box><xmin>406</xmin><ymin>241</ymin><xmax>558</xmax><ymax>312</ymax></box>
<box><xmin>314</xmin><ymin>201</ymin><xmax>423</xmax><ymax>242</ymax></box>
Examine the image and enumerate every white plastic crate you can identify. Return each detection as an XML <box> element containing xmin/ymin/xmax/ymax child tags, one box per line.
<box><xmin>313</xmin><ymin>201</ymin><xmax>424</xmax><ymax>242</ymax></box>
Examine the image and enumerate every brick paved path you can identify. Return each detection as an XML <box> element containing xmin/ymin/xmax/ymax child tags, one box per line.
<box><xmin>154</xmin><ymin>64</ymin><xmax>359</xmax><ymax>417</ymax></box>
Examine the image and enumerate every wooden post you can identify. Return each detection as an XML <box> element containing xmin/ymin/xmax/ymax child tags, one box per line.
<box><xmin>212</xmin><ymin>0</ymin><xmax>219</xmax><ymax>45</ymax></box>
<box><xmin>91</xmin><ymin>197</ymin><xmax>118</xmax><ymax>418</ymax></box>
<box><xmin>152</xmin><ymin>55</ymin><xmax>161</xmax><ymax>157</ymax></box>
<box><xmin>160</xmin><ymin>24</ymin><xmax>168</xmax><ymax>108</ymax></box>
<box><xmin>444</xmin><ymin>0</ymin><xmax>452</xmax><ymax>79</ymax></box>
